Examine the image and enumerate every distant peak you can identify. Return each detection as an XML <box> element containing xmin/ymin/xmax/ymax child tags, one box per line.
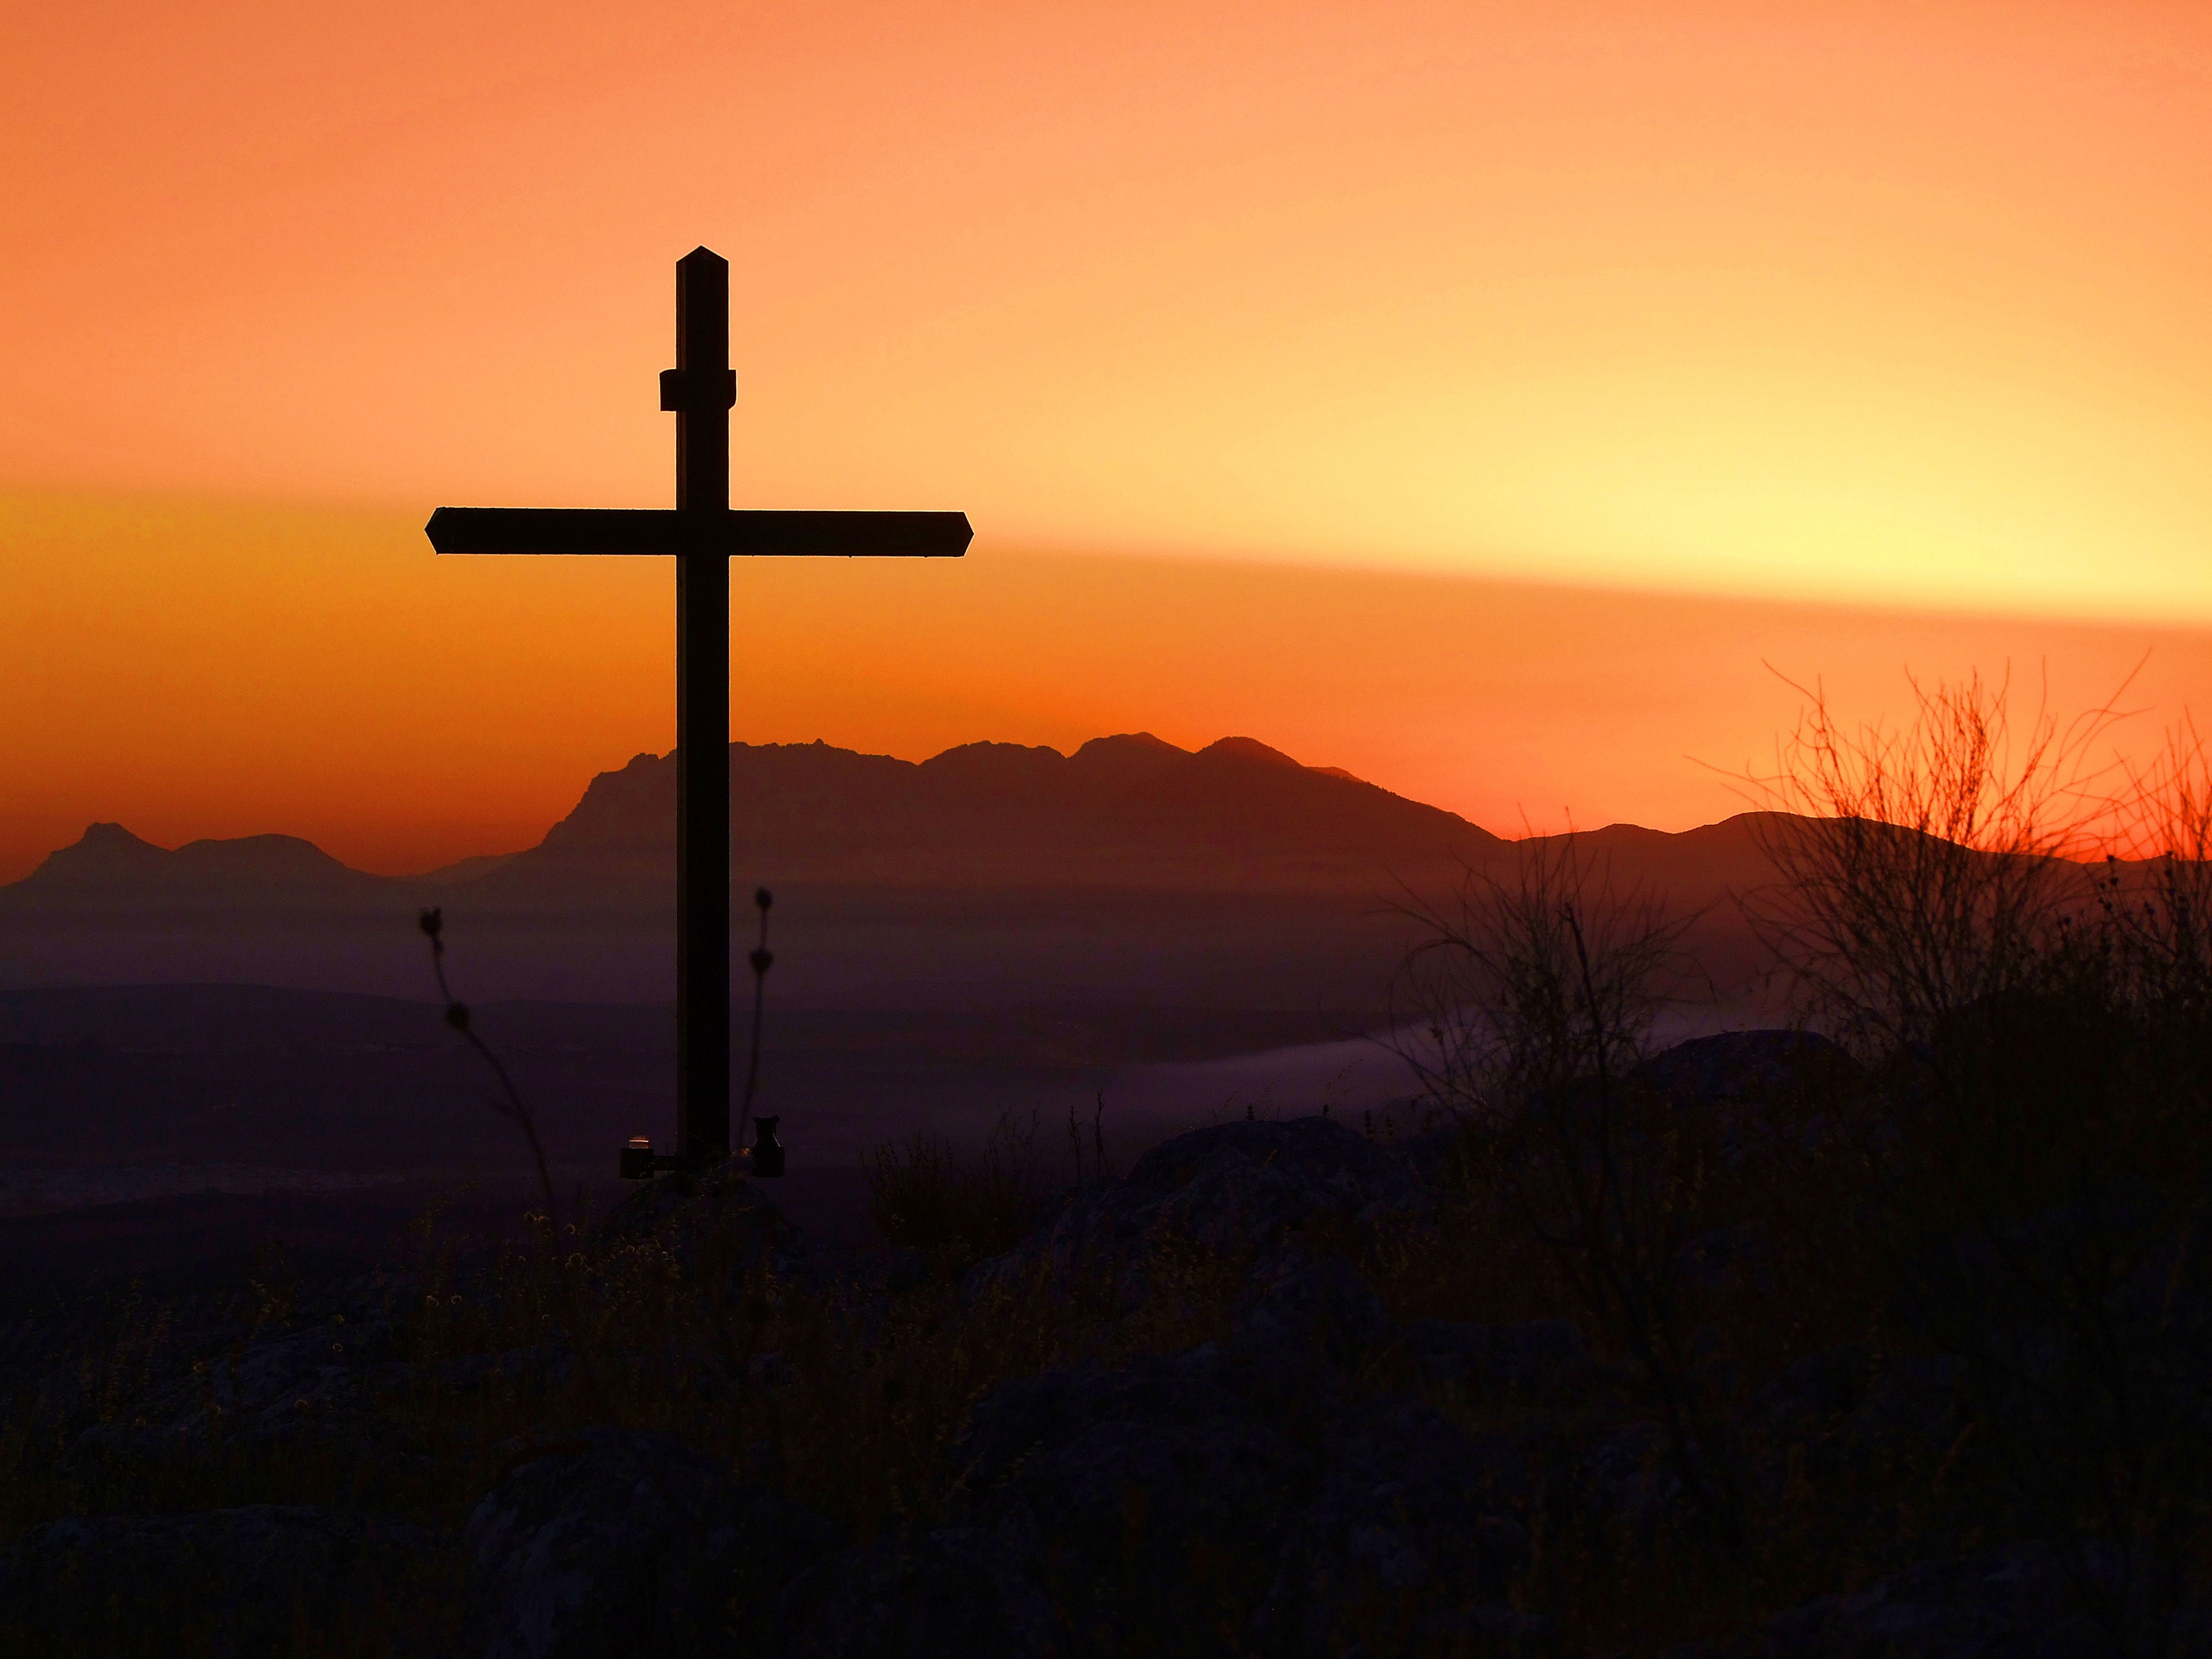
<box><xmin>1199</xmin><ymin>736</ymin><xmax>1302</xmax><ymax>768</ymax></box>
<box><xmin>1067</xmin><ymin>733</ymin><xmax>1195</xmax><ymax>787</ymax></box>
<box><xmin>918</xmin><ymin>741</ymin><xmax>1069</xmax><ymax>778</ymax></box>
<box><xmin>926</xmin><ymin>740</ymin><xmax>1067</xmax><ymax>762</ymax></box>
<box><xmin>18</xmin><ymin>820</ymin><xmax>369</xmax><ymax>893</ymax></box>
<box><xmin>1072</xmin><ymin>732</ymin><xmax>1188</xmax><ymax>760</ymax></box>
<box><xmin>75</xmin><ymin>822</ymin><xmax>160</xmax><ymax>851</ymax></box>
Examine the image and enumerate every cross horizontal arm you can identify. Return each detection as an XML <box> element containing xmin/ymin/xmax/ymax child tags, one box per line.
<box><xmin>425</xmin><ymin>507</ymin><xmax>972</xmax><ymax>559</ymax></box>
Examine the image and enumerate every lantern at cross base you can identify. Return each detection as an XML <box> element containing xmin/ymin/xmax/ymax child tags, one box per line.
<box><xmin>619</xmin><ymin>1131</ymin><xmax>781</xmax><ymax>1181</ymax></box>
<box><xmin>750</xmin><ymin>1118</ymin><xmax>785</xmax><ymax>1178</ymax></box>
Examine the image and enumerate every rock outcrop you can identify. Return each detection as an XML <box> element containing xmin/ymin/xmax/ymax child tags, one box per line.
<box><xmin>465</xmin><ymin>1427</ymin><xmax>831</xmax><ymax>1659</ymax></box>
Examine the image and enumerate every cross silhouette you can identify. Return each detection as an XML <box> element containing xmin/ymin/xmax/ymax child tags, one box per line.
<box><xmin>426</xmin><ymin>247</ymin><xmax>971</xmax><ymax>1169</ymax></box>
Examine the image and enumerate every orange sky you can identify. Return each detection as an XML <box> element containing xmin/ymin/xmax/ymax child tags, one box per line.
<box><xmin>5</xmin><ymin>2</ymin><xmax>2211</xmax><ymax>878</ymax></box>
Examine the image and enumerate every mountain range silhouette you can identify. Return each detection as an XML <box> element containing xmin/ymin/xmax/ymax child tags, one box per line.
<box><xmin>13</xmin><ymin>734</ymin><xmax>1501</xmax><ymax>900</ymax></box>
<box><xmin>24</xmin><ymin>823</ymin><xmax>389</xmax><ymax>896</ymax></box>
<box><xmin>1</xmin><ymin>733</ymin><xmax>1783</xmax><ymax>1009</ymax></box>
<box><xmin>499</xmin><ymin>732</ymin><xmax>1499</xmax><ymax>895</ymax></box>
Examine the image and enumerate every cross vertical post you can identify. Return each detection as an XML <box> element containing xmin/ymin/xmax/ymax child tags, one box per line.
<box><xmin>671</xmin><ymin>249</ymin><xmax>733</xmax><ymax>1162</ymax></box>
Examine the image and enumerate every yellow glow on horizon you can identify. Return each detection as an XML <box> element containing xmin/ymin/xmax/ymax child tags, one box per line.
<box><xmin>2</xmin><ymin>1</ymin><xmax>2209</xmax><ymax>624</ymax></box>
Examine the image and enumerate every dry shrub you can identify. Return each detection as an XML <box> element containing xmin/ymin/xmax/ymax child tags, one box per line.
<box><xmin>1392</xmin><ymin>835</ymin><xmax>1751</xmax><ymax>1548</ymax></box>
<box><xmin>393</xmin><ymin>1184</ymin><xmax>1247</xmax><ymax>1545</ymax></box>
<box><xmin>1383</xmin><ymin>676</ymin><xmax>2212</xmax><ymax>1650</ymax></box>
<box><xmin>1748</xmin><ymin>675</ymin><xmax>2212</xmax><ymax>1653</ymax></box>
<box><xmin>865</xmin><ymin>1108</ymin><xmax>1048</xmax><ymax>1270</ymax></box>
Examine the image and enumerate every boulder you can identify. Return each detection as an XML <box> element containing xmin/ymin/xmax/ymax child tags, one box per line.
<box><xmin>785</xmin><ymin>1318</ymin><xmax>1544</xmax><ymax>1657</ymax></box>
<box><xmin>464</xmin><ymin>1426</ymin><xmax>832</xmax><ymax>1659</ymax></box>
<box><xmin>1233</xmin><ymin>1248</ymin><xmax>1393</xmax><ymax>1370</ymax></box>
<box><xmin>1738</xmin><ymin>1542</ymin><xmax>2142</xmax><ymax>1658</ymax></box>
<box><xmin>969</xmin><ymin>1116</ymin><xmax>1425</xmax><ymax>1305</ymax></box>
<box><xmin>1251</xmin><ymin>1391</ymin><xmax>1535</xmax><ymax>1656</ymax></box>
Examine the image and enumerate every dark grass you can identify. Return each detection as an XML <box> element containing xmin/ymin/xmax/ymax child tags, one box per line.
<box><xmin>4</xmin><ymin>677</ymin><xmax>2209</xmax><ymax>1654</ymax></box>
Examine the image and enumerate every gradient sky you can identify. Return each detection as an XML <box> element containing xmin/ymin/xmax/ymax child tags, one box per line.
<box><xmin>4</xmin><ymin>2</ymin><xmax>2210</xmax><ymax>877</ymax></box>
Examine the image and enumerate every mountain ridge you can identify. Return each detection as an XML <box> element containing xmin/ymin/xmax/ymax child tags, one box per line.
<box><xmin>20</xmin><ymin>822</ymin><xmax>392</xmax><ymax>897</ymax></box>
<box><xmin>9</xmin><ymin>733</ymin><xmax>1511</xmax><ymax>900</ymax></box>
<box><xmin>500</xmin><ymin>732</ymin><xmax>1503</xmax><ymax>894</ymax></box>
<box><xmin>0</xmin><ymin>735</ymin><xmax>1805</xmax><ymax>1006</ymax></box>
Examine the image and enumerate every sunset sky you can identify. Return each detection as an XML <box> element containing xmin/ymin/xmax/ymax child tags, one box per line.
<box><xmin>5</xmin><ymin>1</ymin><xmax>2210</xmax><ymax>880</ymax></box>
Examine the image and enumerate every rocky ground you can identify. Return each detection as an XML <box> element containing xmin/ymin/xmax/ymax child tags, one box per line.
<box><xmin>0</xmin><ymin>1032</ymin><xmax>2204</xmax><ymax>1657</ymax></box>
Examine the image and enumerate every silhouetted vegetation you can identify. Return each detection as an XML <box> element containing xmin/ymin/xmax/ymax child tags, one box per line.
<box><xmin>1359</xmin><ymin>675</ymin><xmax>2212</xmax><ymax>1653</ymax></box>
<box><xmin>1744</xmin><ymin>676</ymin><xmax>2212</xmax><ymax>1654</ymax></box>
<box><xmin>864</xmin><ymin>1108</ymin><xmax>1047</xmax><ymax>1270</ymax></box>
<box><xmin>1392</xmin><ymin>838</ymin><xmax>1748</xmax><ymax>1548</ymax></box>
<box><xmin>3</xmin><ymin>677</ymin><xmax>2207</xmax><ymax>1654</ymax></box>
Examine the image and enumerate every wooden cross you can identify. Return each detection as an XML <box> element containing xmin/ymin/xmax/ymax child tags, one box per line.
<box><xmin>426</xmin><ymin>247</ymin><xmax>971</xmax><ymax>1167</ymax></box>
